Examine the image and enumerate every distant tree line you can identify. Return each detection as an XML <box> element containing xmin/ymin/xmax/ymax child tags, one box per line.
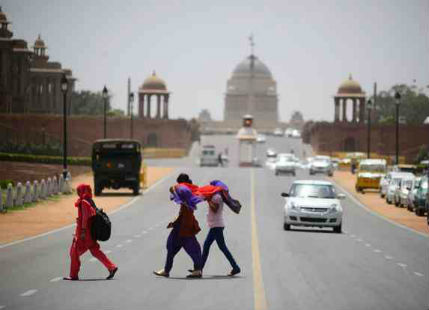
<box><xmin>370</xmin><ymin>84</ymin><xmax>429</xmax><ymax>125</ymax></box>
<box><xmin>70</xmin><ymin>90</ymin><xmax>124</xmax><ymax>117</ymax></box>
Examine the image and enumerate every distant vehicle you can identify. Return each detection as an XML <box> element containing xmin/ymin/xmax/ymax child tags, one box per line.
<box><xmin>200</xmin><ymin>145</ymin><xmax>218</xmax><ymax>167</ymax></box>
<box><xmin>309</xmin><ymin>157</ymin><xmax>334</xmax><ymax>176</ymax></box>
<box><xmin>275</xmin><ymin>153</ymin><xmax>296</xmax><ymax>176</ymax></box>
<box><xmin>266</xmin><ymin>148</ymin><xmax>277</xmax><ymax>158</ymax></box>
<box><xmin>413</xmin><ymin>175</ymin><xmax>428</xmax><ymax>216</ymax></box>
<box><xmin>285</xmin><ymin>128</ymin><xmax>294</xmax><ymax>137</ymax></box>
<box><xmin>406</xmin><ymin>177</ymin><xmax>421</xmax><ymax>211</ymax></box>
<box><xmin>355</xmin><ymin>159</ymin><xmax>387</xmax><ymax>193</ymax></box>
<box><xmin>273</xmin><ymin>128</ymin><xmax>284</xmax><ymax>136</ymax></box>
<box><xmin>291</xmin><ymin>129</ymin><xmax>301</xmax><ymax>138</ymax></box>
<box><xmin>394</xmin><ymin>177</ymin><xmax>415</xmax><ymax>207</ymax></box>
<box><xmin>92</xmin><ymin>139</ymin><xmax>142</xmax><ymax>196</ymax></box>
<box><xmin>385</xmin><ymin>173</ymin><xmax>415</xmax><ymax>204</ymax></box>
<box><xmin>392</xmin><ymin>164</ymin><xmax>417</xmax><ymax>174</ymax></box>
<box><xmin>281</xmin><ymin>180</ymin><xmax>345</xmax><ymax>233</ymax></box>
<box><xmin>265</xmin><ymin>157</ymin><xmax>277</xmax><ymax>170</ymax></box>
<box><xmin>256</xmin><ymin>134</ymin><xmax>267</xmax><ymax>143</ymax></box>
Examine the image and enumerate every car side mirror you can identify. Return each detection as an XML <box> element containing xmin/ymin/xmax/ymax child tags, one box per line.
<box><xmin>337</xmin><ymin>193</ymin><xmax>346</xmax><ymax>200</ymax></box>
<box><xmin>281</xmin><ymin>192</ymin><xmax>289</xmax><ymax>197</ymax></box>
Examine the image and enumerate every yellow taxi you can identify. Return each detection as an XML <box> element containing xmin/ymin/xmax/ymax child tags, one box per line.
<box><xmin>355</xmin><ymin>159</ymin><xmax>387</xmax><ymax>193</ymax></box>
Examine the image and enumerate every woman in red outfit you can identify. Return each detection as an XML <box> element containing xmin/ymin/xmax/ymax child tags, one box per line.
<box><xmin>64</xmin><ymin>184</ymin><xmax>117</xmax><ymax>280</ymax></box>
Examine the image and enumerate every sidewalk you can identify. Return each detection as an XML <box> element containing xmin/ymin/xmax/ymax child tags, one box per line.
<box><xmin>332</xmin><ymin>170</ymin><xmax>428</xmax><ymax>236</ymax></box>
<box><xmin>0</xmin><ymin>166</ymin><xmax>174</xmax><ymax>245</ymax></box>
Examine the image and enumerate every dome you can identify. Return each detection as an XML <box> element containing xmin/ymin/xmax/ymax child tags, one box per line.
<box><xmin>141</xmin><ymin>71</ymin><xmax>167</xmax><ymax>91</ymax></box>
<box><xmin>232</xmin><ymin>55</ymin><xmax>272</xmax><ymax>78</ymax></box>
<box><xmin>34</xmin><ymin>34</ymin><xmax>46</xmax><ymax>49</ymax></box>
<box><xmin>338</xmin><ymin>75</ymin><xmax>363</xmax><ymax>94</ymax></box>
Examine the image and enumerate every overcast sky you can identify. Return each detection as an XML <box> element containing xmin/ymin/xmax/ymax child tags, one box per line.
<box><xmin>4</xmin><ymin>0</ymin><xmax>429</xmax><ymax>122</ymax></box>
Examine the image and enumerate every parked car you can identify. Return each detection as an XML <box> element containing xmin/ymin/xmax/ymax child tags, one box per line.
<box><xmin>355</xmin><ymin>159</ymin><xmax>387</xmax><ymax>193</ymax></box>
<box><xmin>309</xmin><ymin>157</ymin><xmax>334</xmax><ymax>176</ymax></box>
<box><xmin>266</xmin><ymin>148</ymin><xmax>277</xmax><ymax>158</ymax></box>
<box><xmin>414</xmin><ymin>175</ymin><xmax>428</xmax><ymax>216</ymax></box>
<box><xmin>406</xmin><ymin>177</ymin><xmax>421</xmax><ymax>211</ymax></box>
<box><xmin>200</xmin><ymin>145</ymin><xmax>218</xmax><ymax>167</ymax></box>
<box><xmin>380</xmin><ymin>171</ymin><xmax>409</xmax><ymax>198</ymax></box>
<box><xmin>275</xmin><ymin>153</ymin><xmax>296</xmax><ymax>176</ymax></box>
<box><xmin>273</xmin><ymin>128</ymin><xmax>284</xmax><ymax>136</ymax></box>
<box><xmin>92</xmin><ymin>139</ymin><xmax>142</xmax><ymax>196</ymax></box>
<box><xmin>291</xmin><ymin>129</ymin><xmax>301</xmax><ymax>138</ymax></box>
<box><xmin>285</xmin><ymin>128</ymin><xmax>294</xmax><ymax>137</ymax></box>
<box><xmin>256</xmin><ymin>134</ymin><xmax>266</xmax><ymax>143</ymax></box>
<box><xmin>281</xmin><ymin>180</ymin><xmax>345</xmax><ymax>233</ymax></box>
<box><xmin>385</xmin><ymin>173</ymin><xmax>415</xmax><ymax>204</ymax></box>
<box><xmin>394</xmin><ymin>176</ymin><xmax>415</xmax><ymax>207</ymax></box>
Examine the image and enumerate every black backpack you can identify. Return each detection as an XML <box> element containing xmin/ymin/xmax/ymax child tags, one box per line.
<box><xmin>85</xmin><ymin>199</ymin><xmax>111</xmax><ymax>242</ymax></box>
<box><xmin>220</xmin><ymin>190</ymin><xmax>242</xmax><ymax>214</ymax></box>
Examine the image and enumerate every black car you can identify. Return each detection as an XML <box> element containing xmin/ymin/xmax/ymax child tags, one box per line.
<box><xmin>92</xmin><ymin>139</ymin><xmax>142</xmax><ymax>196</ymax></box>
<box><xmin>413</xmin><ymin>175</ymin><xmax>428</xmax><ymax>216</ymax></box>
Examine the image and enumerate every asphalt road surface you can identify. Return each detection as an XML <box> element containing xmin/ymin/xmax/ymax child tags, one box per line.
<box><xmin>0</xmin><ymin>135</ymin><xmax>428</xmax><ymax>310</ymax></box>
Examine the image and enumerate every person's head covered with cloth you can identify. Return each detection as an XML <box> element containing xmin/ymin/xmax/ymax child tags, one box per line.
<box><xmin>170</xmin><ymin>184</ymin><xmax>203</xmax><ymax>211</ymax></box>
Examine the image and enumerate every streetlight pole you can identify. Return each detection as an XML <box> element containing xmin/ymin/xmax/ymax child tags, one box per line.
<box><xmin>367</xmin><ymin>99</ymin><xmax>372</xmax><ymax>159</ymax></box>
<box><xmin>102</xmin><ymin>86</ymin><xmax>108</xmax><ymax>139</ymax></box>
<box><xmin>394</xmin><ymin>91</ymin><xmax>401</xmax><ymax>165</ymax></box>
<box><xmin>61</xmin><ymin>74</ymin><xmax>69</xmax><ymax>179</ymax></box>
<box><xmin>129</xmin><ymin>92</ymin><xmax>135</xmax><ymax>139</ymax></box>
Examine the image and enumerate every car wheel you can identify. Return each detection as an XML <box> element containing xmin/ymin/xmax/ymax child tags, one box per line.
<box><xmin>386</xmin><ymin>197</ymin><xmax>391</xmax><ymax>204</ymax></box>
<box><xmin>394</xmin><ymin>199</ymin><xmax>400</xmax><ymax>207</ymax></box>
<box><xmin>333</xmin><ymin>224</ymin><xmax>342</xmax><ymax>233</ymax></box>
<box><xmin>416</xmin><ymin>208</ymin><xmax>423</xmax><ymax>216</ymax></box>
<box><xmin>283</xmin><ymin>223</ymin><xmax>290</xmax><ymax>231</ymax></box>
<box><xmin>292</xmin><ymin>172</ymin><xmax>296</xmax><ymax>177</ymax></box>
<box><xmin>328</xmin><ymin>172</ymin><xmax>333</xmax><ymax>177</ymax></box>
<box><xmin>407</xmin><ymin>204</ymin><xmax>413</xmax><ymax>212</ymax></box>
<box><xmin>95</xmin><ymin>185</ymin><xmax>102</xmax><ymax>196</ymax></box>
<box><xmin>380</xmin><ymin>193</ymin><xmax>385</xmax><ymax>198</ymax></box>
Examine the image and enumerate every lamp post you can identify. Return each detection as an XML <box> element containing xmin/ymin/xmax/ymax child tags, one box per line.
<box><xmin>129</xmin><ymin>92</ymin><xmax>135</xmax><ymax>139</ymax></box>
<box><xmin>61</xmin><ymin>74</ymin><xmax>69</xmax><ymax>179</ymax></box>
<box><xmin>102</xmin><ymin>86</ymin><xmax>108</xmax><ymax>139</ymax></box>
<box><xmin>394</xmin><ymin>91</ymin><xmax>401</xmax><ymax>165</ymax></box>
<box><xmin>367</xmin><ymin>99</ymin><xmax>372</xmax><ymax>159</ymax></box>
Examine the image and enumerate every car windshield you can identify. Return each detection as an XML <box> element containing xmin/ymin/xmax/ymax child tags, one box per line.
<box><xmin>360</xmin><ymin>164</ymin><xmax>385</xmax><ymax>172</ymax></box>
<box><xmin>277</xmin><ymin>155</ymin><xmax>293</xmax><ymax>162</ymax></box>
<box><xmin>402</xmin><ymin>180</ymin><xmax>413</xmax><ymax>188</ymax></box>
<box><xmin>391</xmin><ymin>178</ymin><xmax>401</xmax><ymax>186</ymax></box>
<box><xmin>289</xmin><ymin>184</ymin><xmax>337</xmax><ymax>199</ymax></box>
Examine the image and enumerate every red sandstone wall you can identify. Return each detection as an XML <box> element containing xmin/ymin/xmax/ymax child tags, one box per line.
<box><xmin>0</xmin><ymin>114</ymin><xmax>192</xmax><ymax>157</ymax></box>
<box><xmin>308</xmin><ymin>122</ymin><xmax>429</xmax><ymax>163</ymax></box>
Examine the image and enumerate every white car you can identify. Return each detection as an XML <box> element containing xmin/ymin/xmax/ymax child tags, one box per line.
<box><xmin>285</xmin><ymin>128</ymin><xmax>294</xmax><ymax>137</ymax></box>
<box><xmin>385</xmin><ymin>173</ymin><xmax>415</xmax><ymax>204</ymax></box>
<box><xmin>281</xmin><ymin>180</ymin><xmax>345</xmax><ymax>233</ymax></box>
<box><xmin>256</xmin><ymin>134</ymin><xmax>266</xmax><ymax>143</ymax></box>
<box><xmin>266</xmin><ymin>148</ymin><xmax>277</xmax><ymax>158</ymax></box>
<box><xmin>381</xmin><ymin>172</ymin><xmax>414</xmax><ymax>200</ymax></box>
<box><xmin>275</xmin><ymin>153</ymin><xmax>296</xmax><ymax>176</ymax></box>
<box><xmin>291</xmin><ymin>129</ymin><xmax>301</xmax><ymax>138</ymax></box>
<box><xmin>273</xmin><ymin>128</ymin><xmax>284</xmax><ymax>136</ymax></box>
<box><xmin>309</xmin><ymin>158</ymin><xmax>334</xmax><ymax>176</ymax></box>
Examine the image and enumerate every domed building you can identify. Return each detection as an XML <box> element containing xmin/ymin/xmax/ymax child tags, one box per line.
<box><xmin>138</xmin><ymin>71</ymin><xmax>170</xmax><ymax>119</ymax></box>
<box><xmin>224</xmin><ymin>54</ymin><xmax>279</xmax><ymax>122</ymax></box>
<box><xmin>334</xmin><ymin>75</ymin><xmax>366</xmax><ymax>123</ymax></box>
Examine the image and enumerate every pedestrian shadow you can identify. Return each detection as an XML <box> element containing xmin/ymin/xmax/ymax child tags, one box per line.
<box><xmin>72</xmin><ymin>278</ymin><xmax>112</xmax><ymax>282</ymax></box>
<box><xmin>96</xmin><ymin>192</ymin><xmax>138</xmax><ymax>197</ymax></box>
<box><xmin>166</xmin><ymin>275</ymin><xmax>243</xmax><ymax>281</ymax></box>
<box><xmin>287</xmin><ymin>228</ymin><xmax>338</xmax><ymax>234</ymax></box>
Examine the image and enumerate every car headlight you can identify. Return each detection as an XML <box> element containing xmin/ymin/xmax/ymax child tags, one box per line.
<box><xmin>290</xmin><ymin>202</ymin><xmax>299</xmax><ymax>211</ymax></box>
<box><xmin>328</xmin><ymin>204</ymin><xmax>339</xmax><ymax>214</ymax></box>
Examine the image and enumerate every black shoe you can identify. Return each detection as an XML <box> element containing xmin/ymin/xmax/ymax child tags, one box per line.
<box><xmin>153</xmin><ymin>269</ymin><xmax>170</xmax><ymax>278</ymax></box>
<box><xmin>106</xmin><ymin>267</ymin><xmax>118</xmax><ymax>280</ymax></box>
<box><xmin>188</xmin><ymin>269</ymin><xmax>195</xmax><ymax>273</ymax></box>
<box><xmin>228</xmin><ymin>268</ymin><xmax>241</xmax><ymax>276</ymax></box>
<box><xmin>186</xmin><ymin>270</ymin><xmax>202</xmax><ymax>278</ymax></box>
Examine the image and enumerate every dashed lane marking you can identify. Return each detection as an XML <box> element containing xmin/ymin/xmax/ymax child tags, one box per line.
<box><xmin>0</xmin><ymin>305</ymin><xmax>6</xmax><ymax>309</ymax></box>
<box><xmin>104</xmin><ymin>250</ymin><xmax>112</xmax><ymax>254</ymax></box>
<box><xmin>142</xmin><ymin>231</ymin><xmax>147</xmax><ymax>234</ymax></box>
<box><xmin>125</xmin><ymin>239</ymin><xmax>133</xmax><ymax>243</ymax></box>
<box><xmin>49</xmin><ymin>277</ymin><xmax>62</xmax><ymax>282</ymax></box>
<box><xmin>373</xmin><ymin>249</ymin><xmax>382</xmax><ymax>253</ymax></box>
<box><xmin>356</xmin><ymin>238</ymin><xmax>363</xmax><ymax>242</ymax></box>
<box><xmin>134</xmin><ymin>234</ymin><xmax>141</xmax><ymax>238</ymax></box>
<box><xmin>397</xmin><ymin>263</ymin><xmax>408</xmax><ymax>268</ymax></box>
<box><xmin>116</xmin><ymin>244</ymin><xmax>123</xmax><ymax>248</ymax></box>
<box><xmin>20</xmin><ymin>289</ymin><xmax>38</xmax><ymax>297</ymax></box>
<box><xmin>385</xmin><ymin>255</ymin><xmax>393</xmax><ymax>260</ymax></box>
<box><xmin>414</xmin><ymin>272</ymin><xmax>424</xmax><ymax>277</ymax></box>
<box><xmin>365</xmin><ymin>243</ymin><xmax>371</xmax><ymax>247</ymax></box>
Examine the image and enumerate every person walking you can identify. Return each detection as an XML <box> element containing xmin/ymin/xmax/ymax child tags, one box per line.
<box><xmin>200</xmin><ymin>180</ymin><xmax>240</xmax><ymax>276</ymax></box>
<box><xmin>154</xmin><ymin>179</ymin><xmax>203</xmax><ymax>278</ymax></box>
<box><xmin>64</xmin><ymin>184</ymin><xmax>117</xmax><ymax>281</ymax></box>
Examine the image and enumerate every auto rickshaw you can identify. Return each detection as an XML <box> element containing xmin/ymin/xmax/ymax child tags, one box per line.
<box><xmin>355</xmin><ymin>159</ymin><xmax>387</xmax><ymax>193</ymax></box>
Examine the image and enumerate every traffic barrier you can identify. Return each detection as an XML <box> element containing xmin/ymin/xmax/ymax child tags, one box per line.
<box><xmin>15</xmin><ymin>182</ymin><xmax>23</xmax><ymax>206</ymax></box>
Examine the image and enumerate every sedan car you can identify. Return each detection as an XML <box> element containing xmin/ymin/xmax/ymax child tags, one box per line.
<box><xmin>281</xmin><ymin>180</ymin><xmax>345</xmax><ymax>233</ymax></box>
<box><xmin>395</xmin><ymin>178</ymin><xmax>414</xmax><ymax>207</ymax></box>
<box><xmin>309</xmin><ymin>158</ymin><xmax>334</xmax><ymax>176</ymax></box>
<box><xmin>385</xmin><ymin>173</ymin><xmax>415</xmax><ymax>204</ymax></box>
<box><xmin>256</xmin><ymin>134</ymin><xmax>266</xmax><ymax>143</ymax></box>
<box><xmin>275</xmin><ymin>153</ymin><xmax>296</xmax><ymax>176</ymax></box>
<box><xmin>406</xmin><ymin>177</ymin><xmax>421</xmax><ymax>211</ymax></box>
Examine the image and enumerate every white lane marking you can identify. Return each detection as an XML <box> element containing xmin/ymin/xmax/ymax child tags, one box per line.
<box><xmin>125</xmin><ymin>239</ymin><xmax>133</xmax><ymax>243</ymax></box>
<box><xmin>104</xmin><ymin>250</ymin><xmax>112</xmax><ymax>254</ymax></box>
<box><xmin>142</xmin><ymin>231</ymin><xmax>147</xmax><ymax>234</ymax></box>
<box><xmin>330</xmin><ymin>179</ymin><xmax>429</xmax><ymax>239</ymax></box>
<box><xmin>0</xmin><ymin>169</ymin><xmax>177</xmax><ymax>249</ymax></box>
<box><xmin>385</xmin><ymin>255</ymin><xmax>393</xmax><ymax>260</ymax></box>
<box><xmin>20</xmin><ymin>289</ymin><xmax>38</xmax><ymax>297</ymax></box>
<box><xmin>397</xmin><ymin>263</ymin><xmax>408</xmax><ymax>268</ymax></box>
<box><xmin>0</xmin><ymin>305</ymin><xmax>6</xmax><ymax>309</ymax></box>
<box><xmin>116</xmin><ymin>244</ymin><xmax>123</xmax><ymax>248</ymax></box>
<box><xmin>134</xmin><ymin>234</ymin><xmax>141</xmax><ymax>238</ymax></box>
<box><xmin>373</xmin><ymin>249</ymin><xmax>382</xmax><ymax>253</ymax></box>
<box><xmin>50</xmin><ymin>277</ymin><xmax>62</xmax><ymax>282</ymax></box>
<box><xmin>89</xmin><ymin>257</ymin><xmax>97</xmax><ymax>262</ymax></box>
<box><xmin>365</xmin><ymin>243</ymin><xmax>371</xmax><ymax>247</ymax></box>
<box><xmin>414</xmin><ymin>272</ymin><xmax>424</xmax><ymax>277</ymax></box>
<box><xmin>356</xmin><ymin>238</ymin><xmax>363</xmax><ymax>242</ymax></box>
<box><xmin>350</xmin><ymin>234</ymin><xmax>356</xmax><ymax>238</ymax></box>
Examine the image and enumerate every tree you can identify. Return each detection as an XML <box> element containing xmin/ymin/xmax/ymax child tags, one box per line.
<box><xmin>70</xmin><ymin>90</ymin><xmax>112</xmax><ymax>115</ymax></box>
<box><xmin>290</xmin><ymin>111</ymin><xmax>304</xmax><ymax>122</ymax></box>
<box><xmin>371</xmin><ymin>84</ymin><xmax>429</xmax><ymax>124</ymax></box>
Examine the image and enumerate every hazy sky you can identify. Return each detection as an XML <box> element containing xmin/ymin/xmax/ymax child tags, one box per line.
<box><xmin>4</xmin><ymin>0</ymin><xmax>429</xmax><ymax>121</ymax></box>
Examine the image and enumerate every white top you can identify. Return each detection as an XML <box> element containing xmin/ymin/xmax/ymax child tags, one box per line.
<box><xmin>207</xmin><ymin>193</ymin><xmax>225</xmax><ymax>228</ymax></box>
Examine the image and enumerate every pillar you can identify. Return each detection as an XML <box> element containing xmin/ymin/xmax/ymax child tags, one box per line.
<box><xmin>146</xmin><ymin>94</ymin><xmax>152</xmax><ymax>119</ymax></box>
<box><xmin>156</xmin><ymin>94</ymin><xmax>161</xmax><ymax>119</ymax></box>
<box><xmin>352</xmin><ymin>98</ymin><xmax>357</xmax><ymax>122</ymax></box>
<box><xmin>139</xmin><ymin>93</ymin><xmax>144</xmax><ymax>118</ymax></box>
<box><xmin>334</xmin><ymin>98</ymin><xmax>340</xmax><ymax>122</ymax></box>
<box><xmin>163</xmin><ymin>94</ymin><xmax>169</xmax><ymax>119</ymax></box>
<box><xmin>342</xmin><ymin>98</ymin><xmax>347</xmax><ymax>122</ymax></box>
<box><xmin>359</xmin><ymin>98</ymin><xmax>365</xmax><ymax>123</ymax></box>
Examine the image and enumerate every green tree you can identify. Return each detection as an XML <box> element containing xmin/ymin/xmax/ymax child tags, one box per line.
<box><xmin>70</xmin><ymin>90</ymin><xmax>112</xmax><ymax>115</ymax></box>
<box><xmin>371</xmin><ymin>84</ymin><xmax>429</xmax><ymax>124</ymax></box>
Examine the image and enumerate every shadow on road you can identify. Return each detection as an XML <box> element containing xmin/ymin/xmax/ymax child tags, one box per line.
<box><xmin>166</xmin><ymin>275</ymin><xmax>243</xmax><ymax>281</ymax></box>
<box><xmin>287</xmin><ymin>228</ymin><xmax>340</xmax><ymax>234</ymax></box>
<box><xmin>97</xmin><ymin>192</ymin><xmax>139</xmax><ymax>197</ymax></box>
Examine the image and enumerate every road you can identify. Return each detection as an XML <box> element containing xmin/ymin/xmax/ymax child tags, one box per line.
<box><xmin>0</xmin><ymin>134</ymin><xmax>428</xmax><ymax>310</ymax></box>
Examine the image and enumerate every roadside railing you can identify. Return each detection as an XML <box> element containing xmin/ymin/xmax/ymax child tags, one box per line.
<box><xmin>0</xmin><ymin>173</ymin><xmax>72</xmax><ymax>212</ymax></box>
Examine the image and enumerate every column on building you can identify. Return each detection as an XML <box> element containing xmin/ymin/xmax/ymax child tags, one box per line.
<box><xmin>163</xmin><ymin>94</ymin><xmax>169</xmax><ymax>119</ymax></box>
<box><xmin>334</xmin><ymin>97</ymin><xmax>340</xmax><ymax>122</ymax></box>
<box><xmin>146</xmin><ymin>94</ymin><xmax>152</xmax><ymax>119</ymax></box>
<box><xmin>342</xmin><ymin>98</ymin><xmax>347</xmax><ymax>122</ymax></box>
<box><xmin>156</xmin><ymin>94</ymin><xmax>161</xmax><ymax>119</ymax></box>
<box><xmin>359</xmin><ymin>98</ymin><xmax>365</xmax><ymax>123</ymax></box>
<box><xmin>138</xmin><ymin>93</ymin><xmax>145</xmax><ymax>118</ymax></box>
<box><xmin>352</xmin><ymin>98</ymin><xmax>357</xmax><ymax>122</ymax></box>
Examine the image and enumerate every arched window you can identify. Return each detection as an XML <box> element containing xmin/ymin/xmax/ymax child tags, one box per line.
<box><xmin>147</xmin><ymin>133</ymin><xmax>158</xmax><ymax>147</ymax></box>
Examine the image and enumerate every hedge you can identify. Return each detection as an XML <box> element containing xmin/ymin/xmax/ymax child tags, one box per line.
<box><xmin>0</xmin><ymin>153</ymin><xmax>91</xmax><ymax>166</ymax></box>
